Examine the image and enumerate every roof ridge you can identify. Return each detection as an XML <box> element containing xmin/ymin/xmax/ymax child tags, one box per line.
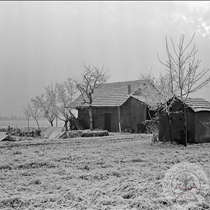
<box><xmin>186</xmin><ymin>98</ymin><xmax>209</xmax><ymax>101</ymax></box>
<box><xmin>104</xmin><ymin>79</ymin><xmax>148</xmax><ymax>85</ymax></box>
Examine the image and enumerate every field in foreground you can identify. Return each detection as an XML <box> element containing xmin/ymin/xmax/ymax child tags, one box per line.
<box><xmin>0</xmin><ymin>133</ymin><xmax>210</xmax><ymax>210</ymax></box>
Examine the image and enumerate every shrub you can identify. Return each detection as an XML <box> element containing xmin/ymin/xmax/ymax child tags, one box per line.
<box><xmin>81</xmin><ymin>130</ymin><xmax>109</xmax><ymax>137</ymax></box>
<box><xmin>66</xmin><ymin>130</ymin><xmax>83</xmax><ymax>138</ymax></box>
<box><xmin>0</xmin><ymin>164</ymin><xmax>13</xmax><ymax>170</ymax></box>
<box><xmin>62</xmin><ymin>130</ymin><xmax>109</xmax><ymax>139</ymax></box>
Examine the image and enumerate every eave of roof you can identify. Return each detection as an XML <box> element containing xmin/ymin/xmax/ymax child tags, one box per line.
<box><xmin>185</xmin><ymin>98</ymin><xmax>210</xmax><ymax>112</ymax></box>
<box><xmin>167</xmin><ymin>96</ymin><xmax>210</xmax><ymax>112</ymax></box>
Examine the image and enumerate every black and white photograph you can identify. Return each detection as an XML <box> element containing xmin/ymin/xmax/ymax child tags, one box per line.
<box><xmin>0</xmin><ymin>1</ymin><xmax>210</xmax><ymax>209</ymax></box>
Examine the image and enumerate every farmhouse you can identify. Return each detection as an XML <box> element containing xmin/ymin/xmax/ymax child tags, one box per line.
<box><xmin>72</xmin><ymin>80</ymin><xmax>160</xmax><ymax>133</ymax></box>
<box><xmin>159</xmin><ymin>97</ymin><xmax>210</xmax><ymax>143</ymax></box>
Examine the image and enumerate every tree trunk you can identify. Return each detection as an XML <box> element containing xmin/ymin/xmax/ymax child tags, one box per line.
<box><xmin>50</xmin><ymin>120</ymin><xmax>54</xmax><ymax>127</ymax></box>
<box><xmin>183</xmin><ymin>107</ymin><xmax>187</xmax><ymax>147</ymax></box>
<box><xmin>56</xmin><ymin>116</ymin><xmax>58</xmax><ymax>127</ymax></box>
<box><xmin>35</xmin><ymin>118</ymin><xmax>40</xmax><ymax>131</ymax></box>
<box><xmin>89</xmin><ymin>106</ymin><xmax>93</xmax><ymax>130</ymax></box>
<box><xmin>63</xmin><ymin>120</ymin><xmax>68</xmax><ymax>131</ymax></box>
<box><xmin>168</xmin><ymin>114</ymin><xmax>172</xmax><ymax>143</ymax></box>
<box><xmin>27</xmin><ymin>118</ymin><xmax>30</xmax><ymax>133</ymax></box>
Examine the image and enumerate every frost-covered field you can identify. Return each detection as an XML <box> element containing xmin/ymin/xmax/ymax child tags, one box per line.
<box><xmin>0</xmin><ymin>133</ymin><xmax>210</xmax><ymax>210</ymax></box>
<box><xmin>0</xmin><ymin>120</ymin><xmax>64</xmax><ymax>129</ymax></box>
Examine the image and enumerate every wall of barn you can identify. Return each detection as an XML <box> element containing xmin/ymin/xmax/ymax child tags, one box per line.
<box><xmin>171</xmin><ymin>100</ymin><xmax>185</xmax><ymax>143</ymax></box>
<box><xmin>77</xmin><ymin>98</ymin><xmax>148</xmax><ymax>133</ymax></box>
<box><xmin>158</xmin><ymin>99</ymin><xmax>195</xmax><ymax>143</ymax></box>
<box><xmin>170</xmin><ymin>100</ymin><xmax>195</xmax><ymax>143</ymax></box>
<box><xmin>158</xmin><ymin>112</ymin><xmax>170</xmax><ymax>141</ymax></box>
<box><xmin>92</xmin><ymin>107</ymin><xmax>119</xmax><ymax>131</ymax></box>
<box><xmin>121</xmin><ymin>97</ymin><xmax>147</xmax><ymax>133</ymax></box>
<box><xmin>185</xmin><ymin>108</ymin><xmax>195</xmax><ymax>143</ymax></box>
<box><xmin>77</xmin><ymin>107</ymin><xmax>119</xmax><ymax>131</ymax></box>
<box><xmin>77</xmin><ymin>108</ymin><xmax>90</xmax><ymax>129</ymax></box>
<box><xmin>159</xmin><ymin>99</ymin><xmax>184</xmax><ymax>142</ymax></box>
<box><xmin>195</xmin><ymin>112</ymin><xmax>210</xmax><ymax>143</ymax></box>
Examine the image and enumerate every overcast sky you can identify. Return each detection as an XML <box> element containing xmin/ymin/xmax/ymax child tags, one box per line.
<box><xmin>1</xmin><ymin>1</ymin><xmax>210</xmax><ymax>117</ymax></box>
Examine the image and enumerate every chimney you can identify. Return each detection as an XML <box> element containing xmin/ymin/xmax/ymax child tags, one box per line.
<box><xmin>128</xmin><ymin>85</ymin><xmax>131</xmax><ymax>94</ymax></box>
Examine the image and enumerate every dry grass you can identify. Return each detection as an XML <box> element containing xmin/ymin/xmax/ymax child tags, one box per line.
<box><xmin>0</xmin><ymin>133</ymin><xmax>210</xmax><ymax>210</ymax></box>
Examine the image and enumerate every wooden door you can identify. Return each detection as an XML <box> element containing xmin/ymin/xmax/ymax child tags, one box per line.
<box><xmin>104</xmin><ymin>113</ymin><xmax>111</xmax><ymax>132</ymax></box>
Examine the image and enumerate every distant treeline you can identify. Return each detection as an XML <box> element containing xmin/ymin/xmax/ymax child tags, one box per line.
<box><xmin>0</xmin><ymin>116</ymin><xmax>26</xmax><ymax>121</ymax></box>
<box><xmin>0</xmin><ymin>116</ymin><xmax>48</xmax><ymax>121</ymax></box>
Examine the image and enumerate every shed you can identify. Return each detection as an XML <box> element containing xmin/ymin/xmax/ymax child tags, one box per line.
<box><xmin>72</xmin><ymin>80</ymin><xmax>160</xmax><ymax>133</ymax></box>
<box><xmin>159</xmin><ymin>97</ymin><xmax>210</xmax><ymax>143</ymax></box>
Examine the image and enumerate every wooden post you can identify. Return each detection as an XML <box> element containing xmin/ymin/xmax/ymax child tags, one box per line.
<box><xmin>118</xmin><ymin>106</ymin><xmax>121</xmax><ymax>132</ymax></box>
<box><xmin>56</xmin><ymin>116</ymin><xmax>58</xmax><ymax>127</ymax></box>
<box><xmin>183</xmin><ymin>105</ymin><xmax>187</xmax><ymax>147</ymax></box>
<box><xmin>89</xmin><ymin>106</ymin><xmax>93</xmax><ymax>130</ymax></box>
<box><xmin>27</xmin><ymin>117</ymin><xmax>30</xmax><ymax>133</ymax></box>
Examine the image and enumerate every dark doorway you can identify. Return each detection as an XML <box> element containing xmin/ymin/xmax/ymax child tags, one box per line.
<box><xmin>138</xmin><ymin>123</ymin><xmax>146</xmax><ymax>133</ymax></box>
<box><xmin>146</xmin><ymin>107</ymin><xmax>156</xmax><ymax>120</ymax></box>
<box><xmin>104</xmin><ymin>113</ymin><xmax>111</xmax><ymax>131</ymax></box>
<box><xmin>92</xmin><ymin>114</ymin><xmax>95</xmax><ymax>129</ymax></box>
<box><xmin>171</xmin><ymin>113</ymin><xmax>185</xmax><ymax>145</ymax></box>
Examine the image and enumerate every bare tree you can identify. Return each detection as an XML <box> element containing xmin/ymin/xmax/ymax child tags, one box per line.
<box><xmin>22</xmin><ymin>105</ymin><xmax>31</xmax><ymax>133</ymax></box>
<box><xmin>52</xmin><ymin>78</ymin><xmax>78</xmax><ymax>131</ymax></box>
<box><xmin>158</xmin><ymin>33</ymin><xmax>210</xmax><ymax>101</ymax></box>
<box><xmin>45</xmin><ymin>82</ymin><xmax>58</xmax><ymax>126</ymax></box>
<box><xmin>140</xmin><ymin>72</ymin><xmax>173</xmax><ymax>107</ymax></box>
<box><xmin>140</xmin><ymin>72</ymin><xmax>175</xmax><ymax>143</ymax></box>
<box><xmin>31</xmin><ymin>92</ymin><xmax>56</xmax><ymax>127</ymax></box>
<box><xmin>157</xmin><ymin>33</ymin><xmax>210</xmax><ymax>146</ymax></box>
<box><xmin>75</xmin><ymin>63</ymin><xmax>109</xmax><ymax>130</ymax></box>
<box><xmin>27</xmin><ymin>101</ymin><xmax>42</xmax><ymax>131</ymax></box>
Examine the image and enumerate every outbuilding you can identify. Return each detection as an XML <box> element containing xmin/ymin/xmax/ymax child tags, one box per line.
<box><xmin>72</xmin><ymin>80</ymin><xmax>159</xmax><ymax>133</ymax></box>
<box><xmin>159</xmin><ymin>97</ymin><xmax>210</xmax><ymax>143</ymax></box>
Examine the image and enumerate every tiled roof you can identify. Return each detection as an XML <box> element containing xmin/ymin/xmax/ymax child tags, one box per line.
<box><xmin>131</xmin><ymin>82</ymin><xmax>162</xmax><ymax>107</ymax></box>
<box><xmin>185</xmin><ymin>98</ymin><xmax>210</xmax><ymax>112</ymax></box>
<box><xmin>72</xmin><ymin>80</ymin><xmax>158</xmax><ymax>108</ymax></box>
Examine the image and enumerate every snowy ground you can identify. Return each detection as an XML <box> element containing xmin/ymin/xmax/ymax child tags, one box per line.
<box><xmin>0</xmin><ymin>133</ymin><xmax>210</xmax><ymax>210</ymax></box>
